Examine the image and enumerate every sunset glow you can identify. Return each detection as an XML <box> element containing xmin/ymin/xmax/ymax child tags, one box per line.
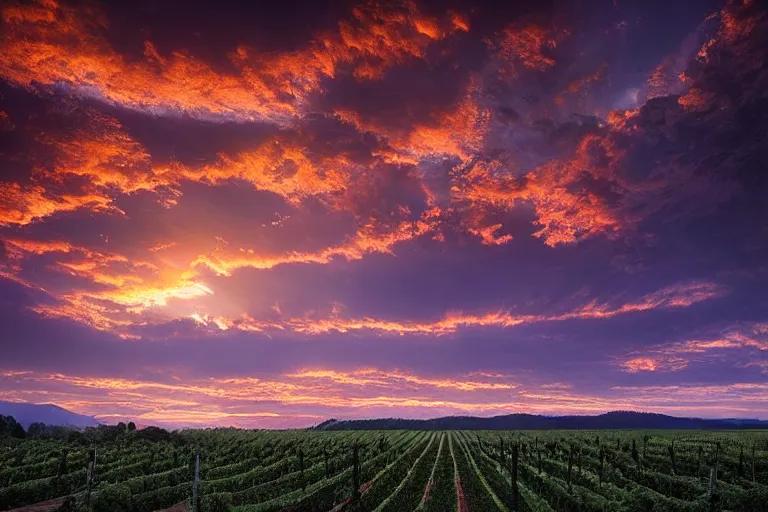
<box><xmin>1</xmin><ymin>0</ymin><xmax>767</xmax><ymax>428</ymax></box>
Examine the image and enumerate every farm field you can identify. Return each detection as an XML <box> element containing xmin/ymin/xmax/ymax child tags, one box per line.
<box><xmin>1</xmin><ymin>429</ymin><xmax>767</xmax><ymax>512</ymax></box>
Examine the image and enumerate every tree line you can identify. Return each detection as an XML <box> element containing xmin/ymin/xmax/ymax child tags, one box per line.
<box><xmin>0</xmin><ymin>415</ymin><xmax>190</xmax><ymax>445</ymax></box>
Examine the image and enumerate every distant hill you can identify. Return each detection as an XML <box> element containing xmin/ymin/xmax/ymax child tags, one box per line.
<box><xmin>311</xmin><ymin>411</ymin><xmax>768</xmax><ymax>430</ymax></box>
<box><xmin>0</xmin><ymin>401</ymin><xmax>101</xmax><ymax>429</ymax></box>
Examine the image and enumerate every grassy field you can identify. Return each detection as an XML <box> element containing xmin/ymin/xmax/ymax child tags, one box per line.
<box><xmin>1</xmin><ymin>429</ymin><xmax>767</xmax><ymax>512</ymax></box>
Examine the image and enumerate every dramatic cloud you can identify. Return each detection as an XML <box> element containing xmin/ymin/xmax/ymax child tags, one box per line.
<box><xmin>620</xmin><ymin>323</ymin><xmax>768</xmax><ymax>373</ymax></box>
<box><xmin>1</xmin><ymin>0</ymin><xmax>767</xmax><ymax>425</ymax></box>
<box><xmin>0</xmin><ymin>0</ymin><xmax>464</xmax><ymax>123</ymax></box>
<box><xmin>0</xmin><ymin>231</ymin><xmax>725</xmax><ymax>337</ymax></box>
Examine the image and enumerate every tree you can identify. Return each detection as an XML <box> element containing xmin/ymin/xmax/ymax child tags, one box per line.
<box><xmin>28</xmin><ymin>422</ymin><xmax>47</xmax><ymax>437</ymax></box>
<box><xmin>57</xmin><ymin>450</ymin><xmax>69</xmax><ymax>487</ymax></box>
<box><xmin>127</xmin><ymin>421</ymin><xmax>136</xmax><ymax>431</ymax></box>
<box><xmin>67</xmin><ymin>429</ymin><xmax>86</xmax><ymax>445</ymax></box>
<box><xmin>116</xmin><ymin>422</ymin><xmax>127</xmax><ymax>433</ymax></box>
<box><xmin>137</xmin><ymin>425</ymin><xmax>172</xmax><ymax>443</ymax></box>
<box><xmin>10</xmin><ymin>418</ymin><xmax>25</xmax><ymax>438</ymax></box>
<box><xmin>0</xmin><ymin>415</ymin><xmax>25</xmax><ymax>438</ymax></box>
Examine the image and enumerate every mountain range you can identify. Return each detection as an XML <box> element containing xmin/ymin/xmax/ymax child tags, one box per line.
<box><xmin>312</xmin><ymin>411</ymin><xmax>768</xmax><ymax>430</ymax></box>
<box><xmin>0</xmin><ymin>401</ymin><xmax>101</xmax><ymax>429</ymax></box>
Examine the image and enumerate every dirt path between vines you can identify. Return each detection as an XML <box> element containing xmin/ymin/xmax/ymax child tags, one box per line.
<box><xmin>7</xmin><ymin>497</ymin><xmax>66</xmax><ymax>512</ymax></box>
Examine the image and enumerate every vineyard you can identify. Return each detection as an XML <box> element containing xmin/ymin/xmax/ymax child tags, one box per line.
<box><xmin>1</xmin><ymin>429</ymin><xmax>767</xmax><ymax>512</ymax></box>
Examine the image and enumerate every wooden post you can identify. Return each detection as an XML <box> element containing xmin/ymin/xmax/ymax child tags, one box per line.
<box><xmin>324</xmin><ymin>448</ymin><xmax>329</xmax><ymax>478</ymax></box>
<box><xmin>708</xmin><ymin>466</ymin><xmax>721</xmax><ymax>512</ymax></box>
<box><xmin>738</xmin><ymin>445</ymin><xmax>744</xmax><ymax>478</ymax></box>
<box><xmin>752</xmin><ymin>443</ymin><xmax>756</xmax><ymax>483</ymax></box>
<box><xmin>352</xmin><ymin>444</ymin><xmax>361</xmax><ymax>502</ymax></box>
<box><xmin>510</xmin><ymin>444</ymin><xmax>519</xmax><ymax>511</ymax></box>
<box><xmin>567</xmin><ymin>445</ymin><xmax>574</xmax><ymax>493</ymax></box>
<box><xmin>299</xmin><ymin>447</ymin><xmax>305</xmax><ymax>490</ymax></box>
<box><xmin>715</xmin><ymin>441</ymin><xmax>720</xmax><ymax>470</ymax></box>
<box><xmin>577</xmin><ymin>447</ymin><xmax>582</xmax><ymax>476</ymax></box>
<box><xmin>642</xmin><ymin>436</ymin><xmax>648</xmax><ymax>472</ymax></box>
<box><xmin>631</xmin><ymin>439</ymin><xmax>638</xmax><ymax>463</ymax></box>
<box><xmin>56</xmin><ymin>450</ymin><xmax>68</xmax><ymax>492</ymax></box>
<box><xmin>192</xmin><ymin>452</ymin><xmax>200</xmax><ymax>512</ymax></box>
<box><xmin>697</xmin><ymin>445</ymin><xmax>703</xmax><ymax>480</ymax></box>
<box><xmin>599</xmin><ymin>448</ymin><xmax>604</xmax><ymax>487</ymax></box>
<box><xmin>536</xmin><ymin>438</ymin><xmax>541</xmax><ymax>475</ymax></box>
<box><xmin>85</xmin><ymin>459</ymin><xmax>92</xmax><ymax>506</ymax></box>
<box><xmin>669</xmin><ymin>441</ymin><xmax>677</xmax><ymax>476</ymax></box>
<box><xmin>85</xmin><ymin>446</ymin><xmax>95</xmax><ymax>507</ymax></box>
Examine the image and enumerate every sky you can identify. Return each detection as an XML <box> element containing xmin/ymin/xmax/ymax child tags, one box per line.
<box><xmin>0</xmin><ymin>0</ymin><xmax>767</xmax><ymax>429</ymax></box>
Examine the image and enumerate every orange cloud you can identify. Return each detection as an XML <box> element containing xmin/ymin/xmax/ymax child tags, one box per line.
<box><xmin>187</xmin><ymin>211</ymin><xmax>441</xmax><ymax>277</ymax></box>
<box><xmin>459</xmin><ymin>134</ymin><xmax>624</xmax><ymax>246</ymax></box>
<box><xmin>661</xmin><ymin>335</ymin><xmax>768</xmax><ymax>354</ymax></box>
<box><xmin>621</xmin><ymin>357</ymin><xmax>688</xmax><ymax>373</ymax></box>
<box><xmin>170</xmin><ymin>137</ymin><xmax>352</xmax><ymax>204</ymax></box>
<box><xmin>3</xmin><ymin>238</ymin><xmax>75</xmax><ymax>256</ymax></box>
<box><xmin>3</xmin><ymin>237</ymin><xmax>213</xmax><ymax>335</ymax></box>
<box><xmin>32</xmin><ymin>277</ymin><xmax>215</xmax><ymax>336</ymax></box>
<box><xmin>5</xmin><ymin>237</ymin><xmax>157</xmax><ymax>286</ymax></box>
<box><xmin>0</xmin><ymin>0</ymin><xmax>463</xmax><ymax>123</ymax></box>
<box><xmin>6</xmin><ymin>110</ymin><xmax>370</xmax><ymax>227</ymax></box>
<box><xmin>647</xmin><ymin>60</ymin><xmax>682</xmax><ymax>100</ymax></box>
<box><xmin>0</xmin><ymin>110</ymin><xmax>163</xmax><ymax>226</ymax></box>
<box><xmin>555</xmin><ymin>63</ymin><xmax>607</xmax><ymax>105</ymax></box>
<box><xmin>391</xmin><ymin>84</ymin><xmax>491</xmax><ymax>162</ymax></box>
<box><xmin>0</xmin><ymin>109</ymin><xmax>364</xmax><ymax>226</ymax></box>
<box><xmin>194</xmin><ymin>281</ymin><xmax>723</xmax><ymax>338</ymax></box>
<box><xmin>715</xmin><ymin>2</ymin><xmax>763</xmax><ymax>48</ymax></box>
<box><xmin>492</xmin><ymin>25</ymin><xmax>564</xmax><ymax>76</ymax></box>
<box><xmin>678</xmin><ymin>87</ymin><xmax>717</xmax><ymax>112</ymax></box>
<box><xmin>148</xmin><ymin>242</ymin><xmax>177</xmax><ymax>253</ymax></box>
<box><xmin>2</xmin><ymin>145</ymin><xmax>723</xmax><ymax>344</ymax></box>
<box><xmin>337</xmin><ymin>80</ymin><xmax>490</xmax><ymax>166</ymax></box>
<box><xmin>2</xmin><ymin>234</ymin><xmax>708</xmax><ymax>340</ymax></box>
<box><xmin>43</xmin><ymin>113</ymin><xmax>157</xmax><ymax>192</ymax></box>
<box><xmin>605</xmin><ymin>108</ymin><xmax>640</xmax><ymax>131</ymax></box>
<box><xmin>619</xmin><ymin>323</ymin><xmax>768</xmax><ymax>373</ymax></box>
<box><xmin>466</xmin><ymin>223</ymin><xmax>513</xmax><ymax>246</ymax></box>
<box><xmin>285</xmin><ymin>368</ymin><xmax>518</xmax><ymax>392</ymax></box>
<box><xmin>0</xmin><ymin>181</ymin><xmax>116</xmax><ymax>226</ymax></box>
<box><xmin>450</xmin><ymin>12</ymin><xmax>470</xmax><ymax>33</ymax></box>
<box><xmin>337</xmin><ymin>2</ymin><xmax>459</xmax><ymax>81</ymax></box>
<box><xmin>2</xmin><ymin>212</ymin><xmax>443</xmax><ymax>336</ymax></box>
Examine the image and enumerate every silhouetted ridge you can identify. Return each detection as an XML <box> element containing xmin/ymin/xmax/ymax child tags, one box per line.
<box><xmin>0</xmin><ymin>401</ymin><xmax>100</xmax><ymax>428</ymax></box>
<box><xmin>310</xmin><ymin>411</ymin><xmax>768</xmax><ymax>430</ymax></box>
